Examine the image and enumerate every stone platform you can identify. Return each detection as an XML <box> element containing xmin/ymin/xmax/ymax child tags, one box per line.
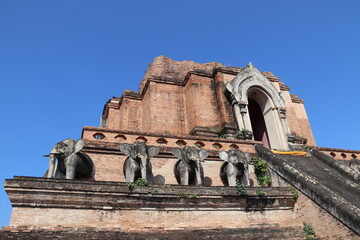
<box><xmin>0</xmin><ymin>226</ymin><xmax>305</xmax><ymax>240</ymax></box>
<box><xmin>4</xmin><ymin>177</ymin><xmax>298</xmax><ymax>232</ymax></box>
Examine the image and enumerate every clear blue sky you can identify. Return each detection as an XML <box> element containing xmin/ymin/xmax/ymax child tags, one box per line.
<box><xmin>1</xmin><ymin>0</ymin><xmax>359</xmax><ymax>227</ymax></box>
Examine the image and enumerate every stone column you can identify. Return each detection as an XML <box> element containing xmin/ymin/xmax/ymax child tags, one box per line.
<box><xmin>238</xmin><ymin>102</ymin><xmax>252</xmax><ymax>132</ymax></box>
<box><xmin>231</xmin><ymin>96</ymin><xmax>244</xmax><ymax>130</ymax></box>
<box><xmin>279</xmin><ymin>107</ymin><xmax>290</xmax><ymax>136</ymax></box>
<box><xmin>231</xmin><ymin>95</ymin><xmax>253</xmax><ymax>138</ymax></box>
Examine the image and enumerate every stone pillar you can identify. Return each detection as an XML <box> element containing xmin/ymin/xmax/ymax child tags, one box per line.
<box><xmin>238</xmin><ymin>102</ymin><xmax>252</xmax><ymax>132</ymax></box>
<box><xmin>231</xmin><ymin>95</ymin><xmax>253</xmax><ymax>139</ymax></box>
<box><xmin>279</xmin><ymin>107</ymin><xmax>290</xmax><ymax>136</ymax></box>
<box><xmin>231</xmin><ymin>96</ymin><xmax>245</xmax><ymax>130</ymax></box>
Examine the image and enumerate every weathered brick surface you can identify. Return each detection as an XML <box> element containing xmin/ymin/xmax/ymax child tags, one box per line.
<box><xmin>185</xmin><ymin>74</ymin><xmax>222</xmax><ymax>130</ymax></box>
<box><xmin>146</xmin><ymin>82</ymin><xmax>185</xmax><ymax>134</ymax></box>
<box><xmin>9</xmin><ymin>208</ymin><xmax>298</xmax><ymax>231</ymax></box>
<box><xmin>139</xmin><ymin>55</ymin><xmax>223</xmax><ymax>92</ymax></box>
<box><xmin>90</xmin><ymin>153</ymin><xmax>125</xmax><ymax>182</ymax></box>
<box><xmin>295</xmin><ymin>192</ymin><xmax>360</xmax><ymax>240</ymax></box>
<box><xmin>4</xmin><ymin>177</ymin><xmax>297</xmax><ymax>232</ymax></box>
<box><xmin>0</xmin><ymin>226</ymin><xmax>305</xmax><ymax>240</ymax></box>
<box><xmin>214</xmin><ymin>72</ymin><xmax>236</xmax><ymax>126</ymax></box>
<box><xmin>102</xmin><ymin>56</ymin><xmax>316</xmax><ymax>145</ymax></box>
<box><xmin>3</xmin><ymin>176</ymin><xmax>359</xmax><ymax>239</ymax></box>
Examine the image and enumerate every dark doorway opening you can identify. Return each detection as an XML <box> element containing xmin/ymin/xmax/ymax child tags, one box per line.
<box><xmin>248</xmin><ymin>98</ymin><xmax>271</xmax><ymax>148</ymax></box>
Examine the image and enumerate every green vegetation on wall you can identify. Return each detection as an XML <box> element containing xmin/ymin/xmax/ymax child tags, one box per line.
<box><xmin>235</xmin><ymin>180</ymin><xmax>247</xmax><ymax>196</ymax></box>
<box><xmin>303</xmin><ymin>222</ymin><xmax>316</xmax><ymax>239</ymax></box>
<box><xmin>253</xmin><ymin>158</ymin><xmax>272</xmax><ymax>187</ymax></box>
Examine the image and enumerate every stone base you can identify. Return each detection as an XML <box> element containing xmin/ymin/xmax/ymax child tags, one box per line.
<box><xmin>4</xmin><ymin>177</ymin><xmax>297</xmax><ymax>231</ymax></box>
<box><xmin>0</xmin><ymin>226</ymin><xmax>304</xmax><ymax>240</ymax></box>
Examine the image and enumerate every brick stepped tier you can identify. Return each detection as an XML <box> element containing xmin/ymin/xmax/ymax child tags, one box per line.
<box><xmin>2</xmin><ymin>177</ymin><xmax>302</xmax><ymax>238</ymax></box>
<box><xmin>0</xmin><ymin>226</ymin><xmax>305</xmax><ymax>240</ymax></box>
<box><xmin>255</xmin><ymin>144</ymin><xmax>360</xmax><ymax>236</ymax></box>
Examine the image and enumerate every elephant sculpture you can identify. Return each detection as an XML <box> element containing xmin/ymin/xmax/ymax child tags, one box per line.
<box><xmin>120</xmin><ymin>142</ymin><xmax>159</xmax><ymax>183</ymax></box>
<box><xmin>172</xmin><ymin>146</ymin><xmax>208</xmax><ymax>186</ymax></box>
<box><xmin>46</xmin><ymin>138</ymin><xmax>95</xmax><ymax>180</ymax></box>
<box><xmin>219</xmin><ymin>149</ymin><xmax>250</xmax><ymax>186</ymax></box>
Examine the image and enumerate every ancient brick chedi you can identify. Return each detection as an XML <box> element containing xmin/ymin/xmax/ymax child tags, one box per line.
<box><xmin>2</xmin><ymin>56</ymin><xmax>360</xmax><ymax>239</ymax></box>
<box><xmin>101</xmin><ymin>56</ymin><xmax>315</xmax><ymax>149</ymax></box>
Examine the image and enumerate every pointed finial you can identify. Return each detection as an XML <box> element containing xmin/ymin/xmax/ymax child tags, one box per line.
<box><xmin>244</xmin><ymin>62</ymin><xmax>254</xmax><ymax>69</ymax></box>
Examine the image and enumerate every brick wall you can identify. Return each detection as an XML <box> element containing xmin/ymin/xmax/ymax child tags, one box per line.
<box><xmin>9</xmin><ymin>208</ymin><xmax>298</xmax><ymax>231</ymax></box>
<box><xmin>4</xmin><ymin>177</ymin><xmax>297</xmax><ymax>232</ymax></box>
<box><xmin>294</xmin><ymin>191</ymin><xmax>359</xmax><ymax>239</ymax></box>
<box><xmin>0</xmin><ymin>226</ymin><xmax>305</xmax><ymax>240</ymax></box>
<box><xmin>102</xmin><ymin>57</ymin><xmax>316</xmax><ymax>146</ymax></box>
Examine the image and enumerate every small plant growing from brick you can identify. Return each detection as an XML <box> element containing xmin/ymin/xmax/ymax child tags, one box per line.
<box><xmin>253</xmin><ymin>158</ymin><xmax>272</xmax><ymax>187</ymax></box>
<box><xmin>215</xmin><ymin>128</ymin><xmax>229</xmax><ymax>139</ymax></box>
<box><xmin>126</xmin><ymin>182</ymin><xmax>135</xmax><ymax>191</ymax></box>
<box><xmin>302</xmin><ymin>145</ymin><xmax>308</xmax><ymax>152</ymax></box>
<box><xmin>291</xmin><ymin>187</ymin><xmax>299</xmax><ymax>203</ymax></box>
<box><xmin>236</xmin><ymin>129</ymin><xmax>253</xmax><ymax>140</ymax></box>
<box><xmin>135</xmin><ymin>178</ymin><xmax>148</xmax><ymax>187</ymax></box>
<box><xmin>258</xmin><ymin>175</ymin><xmax>271</xmax><ymax>186</ymax></box>
<box><xmin>235</xmin><ymin>180</ymin><xmax>247</xmax><ymax>196</ymax></box>
<box><xmin>177</xmin><ymin>193</ymin><xmax>199</xmax><ymax>198</ymax></box>
<box><xmin>303</xmin><ymin>222</ymin><xmax>315</xmax><ymax>239</ymax></box>
<box><xmin>218</xmin><ymin>133</ymin><xmax>229</xmax><ymax>139</ymax></box>
<box><xmin>256</xmin><ymin>188</ymin><xmax>265</xmax><ymax>197</ymax></box>
<box><xmin>177</xmin><ymin>193</ymin><xmax>190</xmax><ymax>198</ymax></box>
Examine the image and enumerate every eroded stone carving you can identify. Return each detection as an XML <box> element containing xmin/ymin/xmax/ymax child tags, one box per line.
<box><xmin>219</xmin><ymin>149</ymin><xmax>250</xmax><ymax>186</ymax></box>
<box><xmin>172</xmin><ymin>146</ymin><xmax>208</xmax><ymax>185</ymax></box>
<box><xmin>46</xmin><ymin>138</ymin><xmax>95</xmax><ymax>180</ymax></box>
<box><xmin>120</xmin><ymin>142</ymin><xmax>159</xmax><ymax>183</ymax></box>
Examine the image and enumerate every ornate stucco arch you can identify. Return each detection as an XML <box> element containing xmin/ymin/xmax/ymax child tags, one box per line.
<box><xmin>226</xmin><ymin>63</ymin><xmax>290</xmax><ymax>150</ymax></box>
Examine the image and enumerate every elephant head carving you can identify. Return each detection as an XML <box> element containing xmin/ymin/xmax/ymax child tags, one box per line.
<box><xmin>219</xmin><ymin>149</ymin><xmax>250</xmax><ymax>186</ymax></box>
<box><xmin>120</xmin><ymin>142</ymin><xmax>159</xmax><ymax>183</ymax></box>
<box><xmin>172</xmin><ymin>146</ymin><xmax>208</xmax><ymax>186</ymax></box>
<box><xmin>46</xmin><ymin>138</ymin><xmax>95</xmax><ymax>180</ymax></box>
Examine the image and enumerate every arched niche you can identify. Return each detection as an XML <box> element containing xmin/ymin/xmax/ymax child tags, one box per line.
<box><xmin>247</xmin><ymin>87</ymin><xmax>287</xmax><ymax>149</ymax></box>
<box><xmin>226</xmin><ymin>63</ymin><xmax>290</xmax><ymax>150</ymax></box>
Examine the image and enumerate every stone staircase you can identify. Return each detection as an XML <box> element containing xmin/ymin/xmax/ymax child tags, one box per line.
<box><xmin>256</xmin><ymin>144</ymin><xmax>360</xmax><ymax>236</ymax></box>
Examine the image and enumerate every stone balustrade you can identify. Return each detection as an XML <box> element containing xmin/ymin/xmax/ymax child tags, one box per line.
<box><xmin>82</xmin><ymin>126</ymin><xmax>260</xmax><ymax>154</ymax></box>
<box><xmin>316</xmin><ymin>146</ymin><xmax>360</xmax><ymax>161</ymax></box>
<box><xmin>82</xmin><ymin>127</ymin><xmax>360</xmax><ymax>161</ymax></box>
